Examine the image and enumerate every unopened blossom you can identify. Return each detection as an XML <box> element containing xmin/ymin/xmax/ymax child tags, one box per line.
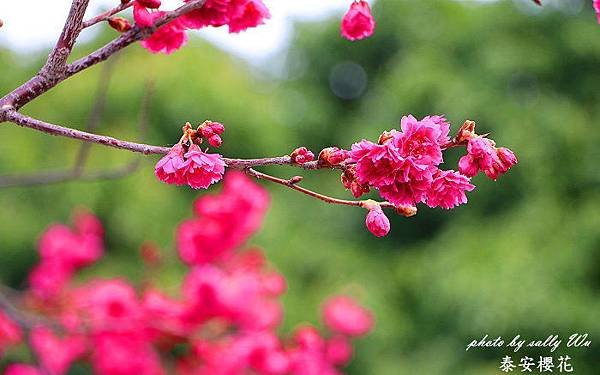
<box><xmin>184</xmin><ymin>144</ymin><xmax>226</xmax><ymax>189</ymax></box>
<box><xmin>154</xmin><ymin>143</ymin><xmax>188</xmax><ymax>185</ymax></box>
<box><xmin>291</xmin><ymin>147</ymin><xmax>315</xmax><ymax>164</ymax></box>
<box><xmin>364</xmin><ymin>204</ymin><xmax>390</xmax><ymax>237</ymax></box>
<box><xmin>108</xmin><ymin>17</ymin><xmax>132</xmax><ymax>32</ymax></box>
<box><xmin>228</xmin><ymin>0</ymin><xmax>271</xmax><ymax>33</ymax></box>
<box><xmin>340</xmin><ymin>0</ymin><xmax>376</xmax><ymax>41</ymax></box>
<box><xmin>318</xmin><ymin>147</ymin><xmax>349</xmax><ymax>166</ymax></box>
<box><xmin>426</xmin><ymin>169</ymin><xmax>475</xmax><ymax>209</ymax></box>
<box><xmin>323</xmin><ymin>296</ymin><xmax>374</xmax><ymax>337</ymax></box>
<box><xmin>134</xmin><ymin>4</ymin><xmax>188</xmax><ymax>54</ymax></box>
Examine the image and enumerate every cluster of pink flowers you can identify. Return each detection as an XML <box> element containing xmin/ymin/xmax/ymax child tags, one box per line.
<box><xmin>309</xmin><ymin>115</ymin><xmax>517</xmax><ymax>237</ymax></box>
<box><xmin>0</xmin><ymin>172</ymin><xmax>373</xmax><ymax>375</ymax></box>
<box><xmin>132</xmin><ymin>0</ymin><xmax>271</xmax><ymax>54</ymax></box>
<box><xmin>155</xmin><ymin>121</ymin><xmax>226</xmax><ymax>189</ymax></box>
<box><xmin>341</xmin><ymin>1</ymin><xmax>376</xmax><ymax>41</ymax></box>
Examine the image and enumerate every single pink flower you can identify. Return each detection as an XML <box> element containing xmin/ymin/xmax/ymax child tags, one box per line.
<box><xmin>228</xmin><ymin>0</ymin><xmax>271</xmax><ymax>33</ymax></box>
<box><xmin>349</xmin><ymin>139</ymin><xmax>401</xmax><ymax>187</ymax></box>
<box><xmin>134</xmin><ymin>4</ymin><xmax>188</xmax><ymax>54</ymax></box>
<box><xmin>178</xmin><ymin>171</ymin><xmax>268</xmax><ymax>265</ymax></box>
<box><xmin>28</xmin><ymin>260</ymin><xmax>74</xmax><ymax>300</ymax></box>
<box><xmin>322</xmin><ymin>296</ymin><xmax>374</xmax><ymax>337</ymax></box>
<box><xmin>154</xmin><ymin>143</ymin><xmax>188</xmax><ymax>185</ymax></box>
<box><xmin>341</xmin><ymin>0</ymin><xmax>376</xmax><ymax>41</ymax></box>
<box><xmin>30</xmin><ymin>327</ymin><xmax>87</xmax><ymax>375</ymax></box>
<box><xmin>326</xmin><ymin>335</ymin><xmax>353</xmax><ymax>366</ymax></box>
<box><xmin>395</xmin><ymin>115</ymin><xmax>447</xmax><ymax>166</ymax></box>
<box><xmin>426</xmin><ymin>169</ymin><xmax>475</xmax><ymax>209</ymax></box>
<box><xmin>183</xmin><ymin>144</ymin><xmax>226</xmax><ymax>189</ymax></box>
<box><xmin>181</xmin><ymin>0</ymin><xmax>231</xmax><ymax>29</ymax></box>
<box><xmin>365</xmin><ymin>206</ymin><xmax>390</xmax><ymax>237</ymax></box>
<box><xmin>458</xmin><ymin>136</ymin><xmax>498</xmax><ymax>177</ymax></box>
<box><xmin>91</xmin><ymin>332</ymin><xmax>165</xmax><ymax>375</ymax></box>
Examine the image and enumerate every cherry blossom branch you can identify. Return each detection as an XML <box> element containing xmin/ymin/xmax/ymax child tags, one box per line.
<box><xmin>244</xmin><ymin>168</ymin><xmax>404</xmax><ymax>211</ymax></box>
<box><xmin>82</xmin><ymin>1</ymin><xmax>134</xmax><ymax>29</ymax></box>
<box><xmin>0</xmin><ymin>61</ymin><xmax>151</xmax><ymax>188</ymax></box>
<box><xmin>0</xmin><ymin>0</ymin><xmax>207</xmax><ymax>112</ymax></box>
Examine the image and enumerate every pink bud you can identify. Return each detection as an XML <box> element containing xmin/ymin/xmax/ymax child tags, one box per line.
<box><xmin>208</xmin><ymin>121</ymin><xmax>225</xmax><ymax>135</ymax></box>
<box><xmin>322</xmin><ymin>296</ymin><xmax>374</xmax><ymax>336</ymax></box>
<box><xmin>365</xmin><ymin>206</ymin><xmax>390</xmax><ymax>237</ymax></box>
<box><xmin>340</xmin><ymin>0</ymin><xmax>376</xmax><ymax>41</ymax></box>
<box><xmin>208</xmin><ymin>134</ymin><xmax>222</xmax><ymax>148</ymax></box>
<box><xmin>200</xmin><ymin>126</ymin><xmax>214</xmax><ymax>139</ymax></box>
<box><xmin>290</xmin><ymin>147</ymin><xmax>315</xmax><ymax>164</ymax></box>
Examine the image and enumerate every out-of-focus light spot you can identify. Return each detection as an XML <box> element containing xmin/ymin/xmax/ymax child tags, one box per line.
<box><xmin>329</xmin><ymin>61</ymin><xmax>368</xmax><ymax>100</ymax></box>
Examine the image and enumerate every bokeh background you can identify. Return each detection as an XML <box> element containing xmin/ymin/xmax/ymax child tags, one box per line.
<box><xmin>1</xmin><ymin>0</ymin><xmax>600</xmax><ymax>373</ymax></box>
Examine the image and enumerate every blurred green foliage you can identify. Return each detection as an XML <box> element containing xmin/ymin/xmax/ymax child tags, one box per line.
<box><xmin>1</xmin><ymin>0</ymin><xmax>599</xmax><ymax>374</ymax></box>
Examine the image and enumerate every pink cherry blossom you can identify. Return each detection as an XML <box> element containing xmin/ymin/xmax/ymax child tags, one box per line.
<box><xmin>0</xmin><ymin>310</ymin><xmax>22</xmax><ymax>358</ymax></box>
<box><xmin>365</xmin><ymin>206</ymin><xmax>390</xmax><ymax>237</ymax></box>
<box><xmin>154</xmin><ymin>143</ymin><xmax>188</xmax><ymax>185</ymax></box>
<box><xmin>136</xmin><ymin>0</ymin><xmax>161</xmax><ymax>8</ymax></box>
<box><xmin>182</xmin><ymin>0</ymin><xmax>230</xmax><ymax>29</ymax></box>
<box><xmin>341</xmin><ymin>0</ymin><xmax>376</xmax><ymax>41</ymax></box>
<box><xmin>458</xmin><ymin>137</ymin><xmax>497</xmax><ymax>177</ymax></box>
<box><xmin>322</xmin><ymin>296</ymin><xmax>374</xmax><ymax>337</ymax></box>
<box><xmin>228</xmin><ymin>0</ymin><xmax>271</xmax><ymax>33</ymax></box>
<box><xmin>134</xmin><ymin>4</ymin><xmax>188</xmax><ymax>54</ymax></box>
<box><xmin>183</xmin><ymin>144</ymin><xmax>226</xmax><ymax>189</ymax></box>
<box><xmin>396</xmin><ymin>115</ymin><xmax>447</xmax><ymax>165</ymax></box>
<box><xmin>594</xmin><ymin>0</ymin><xmax>600</xmax><ymax>23</ymax></box>
<box><xmin>177</xmin><ymin>171</ymin><xmax>268</xmax><ymax>264</ymax></box>
<box><xmin>426</xmin><ymin>169</ymin><xmax>475</xmax><ymax>209</ymax></box>
<box><xmin>30</xmin><ymin>326</ymin><xmax>87</xmax><ymax>375</ymax></box>
<box><xmin>3</xmin><ymin>364</ymin><xmax>42</xmax><ymax>375</ymax></box>
<box><xmin>91</xmin><ymin>332</ymin><xmax>165</xmax><ymax>375</ymax></box>
<box><xmin>326</xmin><ymin>335</ymin><xmax>353</xmax><ymax>366</ymax></box>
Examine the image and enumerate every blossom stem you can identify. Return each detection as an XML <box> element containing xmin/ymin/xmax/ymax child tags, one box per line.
<box><xmin>244</xmin><ymin>168</ymin><xmax>396</xmax><ymax>209</ymax></box>
<box><xmin>82</xmin><ymin>2</ymin><xmax>134</xmax><ymax>29</ymax></box>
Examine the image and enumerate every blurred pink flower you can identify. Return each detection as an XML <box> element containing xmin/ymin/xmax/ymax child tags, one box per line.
<box><xmin>3</xmin><ymin>364</ymin><xmax>42</xmax><ymax>375</ymax></box>
<box><xmin>594</xmin><ymin>0</ymin><xmax>600</xmax><ymax>23</ymax></box>
<box><xmin>228</xmin><ymin>0</ymin><xmax>271</xmax><ymax>33</ymax></box>
<box><xmin>323</xmin><ymin>296</ymin><xmax>373</xmax><ymax>337</ymax></box>
<box><xmin>0</xmin><ymin>310</ymin><xmax>22</xmax><ymax>358</ymax></box>
<box><xmin>30</xmin><ymin>327</ymin><xmax>87</xmax><ymax>375</ymax></box>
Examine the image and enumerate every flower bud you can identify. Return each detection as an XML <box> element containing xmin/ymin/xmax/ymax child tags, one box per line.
<box><xmin>108</xmin><ymin>17</ymin><xmax>132</xmax><ymax>32</ymax></box>
<box><xmin>365</xmin><ymin>205</ymin><xmax>390</xmax><ymax>237</ymax></box>
<box><xmin>208</xmin><ymin>121</ymin><xmax>225</xmax><ymax>135</ymax></box>
<box><xmin>290</xmin><ymin>147</ymin><xmax>315</xmax><ymax>164</ymax></box>
<box><xmin>208</xmin><ymin>134</ymin><xmax>222</xmax><ymax>148</ymax></box>
<box><xmin>377</xmin><ymin>131</ymin><xmax>394</xmax><ymax>145</ymax></box>
<box><xmin>318</xmin><ymin>147</ymin><xmax>349</xmax><ymax>166</ymax></box>
<box><xmin>455</xmin><ymin>120</ymin><xmax>476</xmax><ymax>143</ymax></box>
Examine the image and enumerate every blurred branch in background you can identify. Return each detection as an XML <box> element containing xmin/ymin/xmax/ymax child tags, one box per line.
<box><xmin>0</xmin><ymin>59</ymin><xmax>151</xmax><ymax>188</ymax></box>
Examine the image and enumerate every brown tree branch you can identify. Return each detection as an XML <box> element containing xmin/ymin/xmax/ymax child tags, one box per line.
<box><xmin>82</xmin><ymin>1</ymin><xmax>134</xmax><ymax>29</ymax></box>
<box><xmin>43</xmin><ymin>0</ymin><xmax>90</xmax><ymax>76</ymax></box>
<box><xmin>0</xmin><ymin>0</ymin><xmax>207</xmax><ymax>111</ymax></box>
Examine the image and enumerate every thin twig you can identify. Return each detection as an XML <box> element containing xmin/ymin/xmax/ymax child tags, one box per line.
<box><xmin>82</xmin><ymin>2</ymin><xmax>134</xmax><ymax>29</ymax></box>
<box><xmin>245</xmin><ymin>168</ymin><xmax>397</xmax><ymax>209</ymax></box>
